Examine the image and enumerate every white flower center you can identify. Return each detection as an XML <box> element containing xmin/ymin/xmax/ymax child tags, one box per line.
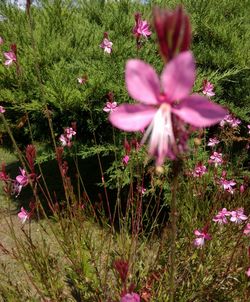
<box><xmin>141</xmin><ymin>103</ymin><xmax>175</xmax><ymax>165</ymax></box>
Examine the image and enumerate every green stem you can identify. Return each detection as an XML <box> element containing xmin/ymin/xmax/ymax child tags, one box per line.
<box><xmin>169</xmin><ymin>160</ymin><xmax>181</xmax><ymax>302</ymax></box>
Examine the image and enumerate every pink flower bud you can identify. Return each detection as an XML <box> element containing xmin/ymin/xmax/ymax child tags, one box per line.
<box><xmin>153</xmin><ymin>5</ymin><xmax>191</xmax><ymax>63</ymax></box>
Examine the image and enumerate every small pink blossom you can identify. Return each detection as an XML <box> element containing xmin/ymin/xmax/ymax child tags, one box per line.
<box><xmin>3</xmin><ymin>51</ymin><xmax>16</xmax><ymax>66</ymax></box>
<box><xmin>220</xmin><ymin>178</ymin><xmax>236</xmax><ymax>194</ymax></box>
<box><xmin>77</xmin><ymin>76</ymin><xmax>87</xmax><ymax>84</ymax></box>
<box><xmin>193</xmin><ymin>228</ymin><xmax>211</xmax><ymax>248</ymax></box>
<box><xmin>231</xmin><ymin>117</ymin><xmax>241</xmax><ymax>128</ymax></box>
<box><xmin>209</xmin><ymin>152</ymin><xmax>223</xmax><ymax>167</ymax></box>
<box><xmin>220</xmin><ymin>114</ymin><xmax>241</xmax><ymax>128</ymax></box>
<box><xmin>103</xmin><ymin>102</ymin><xmax>117</xmax><ymax>113</ymax></box>
<box><xmin>59</xmin><ymin>127</ymin><xmax>76</xmax><ymax>147</ymax></box>
<box><xmin>243</xmin><ymin>223</ymin><xmax>250</xmax><ymax>236</ymax></box>
<box><xmin>240</xmin><ymin>184</ymin><xmax>245</xmax><ymax>194</ymax></box>
<box><xmin>100</xmin><ymin>33</ymin><xmax>113</xmax><ymax>54</ymax></box>
<box><xmin>0</xmin><ymin>106</ymin><xmax>5</xmax><ymax>113</ymax></box>
<box><xmin>18</xmin><ymin>207</ymin><xmax>30</xmax><ymax>224</ymax></box>
<box><xmin>133</xmin><ymin>13</ymin><xmax>151</xmax><ymax>39</ymax></box>
<box><xmin>16</xmin><ymin>168</ymin><xmax>29</xmax><ymax>187</ymax></box>
<box><xmin>109</xmin><ymin>51</ymin><xmax>226</xmax><ymax>166</ymax></box>
<box><xmin>207</xmin><ymin>137</ymin><xmax>220</xmax><ymax>147</ymax></box>
<box><xmin>122</xmin><ymin>155</ymin><xmax>130</xmax><ymax>165</ymax></box>
<box><xmin>137</xmin><ymin>185</ymin><xmax>146</xmax><ymax>195</ymax></box>
<box><xmin>230</xmin><ymin>208</ymin><xmax>248</xmax><ymax>224</ymax></box>
<box><xmin>59</xmin><ymin>134</ymin><xmax>69</xmax><ymax>147</ymax></box>
<box><xmin>213</xmin><ymin>208</ymin><xmax>231</xmax><ymax>224</ymax></box>
<box><xmin>192</xmin><ymin>163</ymin><xmax>207</xmax><ymax>177</ymax></box>
<box><xmin>121</xmin><ymin>293</ymin><xmax>140</xmax><ymax>302</ymax></box>
<box><xmin>65</xmin><ymin>127</ymin><xmax>76</xmax><ymax>140</ymax></box>
<box><xmin>0</xmin><ymin>37</ymin><xmax>3</xmax><ymax>45</ymax></box>
<box><xmin>247</xmin><ymin>125</ymin><xmax>250</xmax><ymax>134</ymax></box>
<box><xmin>246</xmin><ymin>267</ymin><xmax>250</xmax><ymax>277</ymax></box>
<box><xmin>202</xmin><ymin>80</ymin><xmax>215</xmax><ymax>97</ymax></box>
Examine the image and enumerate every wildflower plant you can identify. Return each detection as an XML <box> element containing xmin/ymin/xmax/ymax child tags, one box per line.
<box><xmin>0</xmin><ymin>1</ymin><xmax>249</xmax><ymax>301</ymax></box>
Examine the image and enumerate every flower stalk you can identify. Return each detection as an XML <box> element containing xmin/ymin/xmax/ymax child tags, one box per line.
<box><xmin>169</xmin><ymin>159</ymin><xmax>182</xmax><ymax>302</ymax></box>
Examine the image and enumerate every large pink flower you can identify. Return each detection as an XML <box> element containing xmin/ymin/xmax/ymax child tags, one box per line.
<box><xmin>109</xmin><ymin>51</ymin><xmax>226</xmax><ymax>165</ymax></box>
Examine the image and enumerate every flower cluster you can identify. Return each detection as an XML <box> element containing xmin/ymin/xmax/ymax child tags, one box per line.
<box><xmin>192</xmin><ymin>162</ymin><xmax>207</xmax><ymax>178</ymax></box>
<box><xmin>213</xmin><ymin>207</ymin><xmax>248</xmax><ymax>224</ymax></box>
<box><xmin>220</xmin><ymin>114</ymin><xmax>241</xmax><ymax>128</ymax></box>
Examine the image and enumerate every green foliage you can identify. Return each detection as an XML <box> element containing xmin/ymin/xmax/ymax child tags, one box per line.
<box><xmin>0</xmin><ymin>0</ymin><xmax>249</xmax><ymax>151</ymax></box>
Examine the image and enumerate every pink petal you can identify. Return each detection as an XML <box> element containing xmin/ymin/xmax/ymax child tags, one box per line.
<box><xmin>172</xmin><ymin>95</ymin><xmax>227</xmax><ymax>127</ymax></box>
<box><xmin>194</xmin><ymin>230</ymin><xmax>202</xmax><ymax>236</ymax></box>
<box><xmin>161</xmin><ymin>51</ymin><xmax>195</xmax><ymax>102</ymax></box>
<box><xmin>109</xmin><ymin>104</ymin><xmax>156</xmax><ymax>131</ymax></box>
<box><xmin>4</xmin><ymin>60</ymin><xmax>12</xmax><ymax>66</ymax></box>
<box><xmin>126</xmin><ymin>59</ymin><xmax>160</xmax><ymax>105</ymax></box>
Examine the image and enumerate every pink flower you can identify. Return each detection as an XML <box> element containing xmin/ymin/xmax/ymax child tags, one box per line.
<box><xmin>207</xmin><ymin>137</ymin><xmax>220</xmax><ymax>147</ymax></box>
<box><xmin>133</xmin><ymin>13</ymin><xmax>151</xmax><ymax>38</ymax></box>
<box><xmin>100</xmin><ymin>33</ymin><xmax>113</xmax><ymax>54</ymax></box>
<box><xmin>0</xmin><ymin>37</ymin><xmax>3</xmax><ymax>45</ymax></box>
<box><xmin>231</xmin><ymin>117</ymin><xmax>241</xmax><ymax>128</ymax></box>
<box><xmin>230</xmin><ymin>208</ymin><xmax>248</xmax><ymax>224</ymax></box>
<box><xmin>109</xmin><ymin>51</ymin><xmax>226</xmax><ymax>166</ymax></box>
<box><xmin>59</xmin><ymin>134</ymin><xmax>69</xmax><ymax>147</ymax></box>
<box><xmin>59</xmin><ymin>127</ymin><xmax>76</xmax><ymax>147</ymax></box>
<box><xmin>0</xmin><ymin>106</ymin><xmax>5</xmax><ymax>113</ymax></box>
<box><xmin>209</xmin><ymin>152</ymin><xmax>223</xmax><ymax>167</ymax></box>
<box><xmin>247</xmin><ymin>125</ymin><xmax>250</xmax><ymax>134</ymax></box>
<box><xmin>192</xmin><ymin>163</ymin><xmax>207</xmax><ymax>177</ymax></box>
<box><xmin>121</xmin><ymin>293</ymin><xmax>140</xmax><ymax>302</ymax></box>
<box><xmin>103</xmin><ymin>102</ymin><xmax>117</xmax><ymax>113</ymax></box>
<box><xmin>193</xmin><ymin>228</ymin><xmax>211</xmax><ymax>248</ymax></box>
<box><xmin>18</xmin><ymin>207</ymin><xmax>30</xmax><ymax>224</ymax></box>
<box><xmin>122</xmin><ymin>155</ymin><xmax>130</xmax><ymax>165</ymax></box>
<box><xmin>243</xmin><ymin>223</ymin><xmax>250</xmax><ymax>236</ymax></box>
<box><xmin>220</xmin><ymin>114</ymin><xmax>241</xmax><ymax>128</ymax></box>
<box><xmin>202</xmin><ymin>80</ymin><xmax>215</xmax><ymax>97</ymax></box>
<box><xmin>77</xmin><ymin>76</ymin><xmax>87</xmax><ymax>84</ymax></box>
<box><xmin>240</xmin><ymin>184</ymin><xmax>245</xmax><ymax>194</ymax></box>
<box><xmin>213</xmin><ymin>208</ymin><xmax>231</xmax><ymax>224</ymax></box>
<box><xmin>3</xmin><ymin>51</ymin><xmax>16</xmax><ymax>66</ymax></box>
<box><xmin>16</xmin><ymin>168</ymin><xmax>29</xmax><ymax>187</ymax></box>
<box><xmin>246</xmin><ymin>267</ymin><xmax>250</xmax><ymax>277</ymax></box>
<box><xmin>65</xmin><ymin>127</ymin><xmax>76</xmax><ymax>140</ymax></box>
<box><xmin>220</xmin><ymin>178</ymin><xmax>236</xmax><ymax>194</ymax></box>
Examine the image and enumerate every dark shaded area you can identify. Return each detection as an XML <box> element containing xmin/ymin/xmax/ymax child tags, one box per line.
<box><xmin>3</xmin><ymin>153</ymin><xmax>170</xmax><ymax>233</ymax></box>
